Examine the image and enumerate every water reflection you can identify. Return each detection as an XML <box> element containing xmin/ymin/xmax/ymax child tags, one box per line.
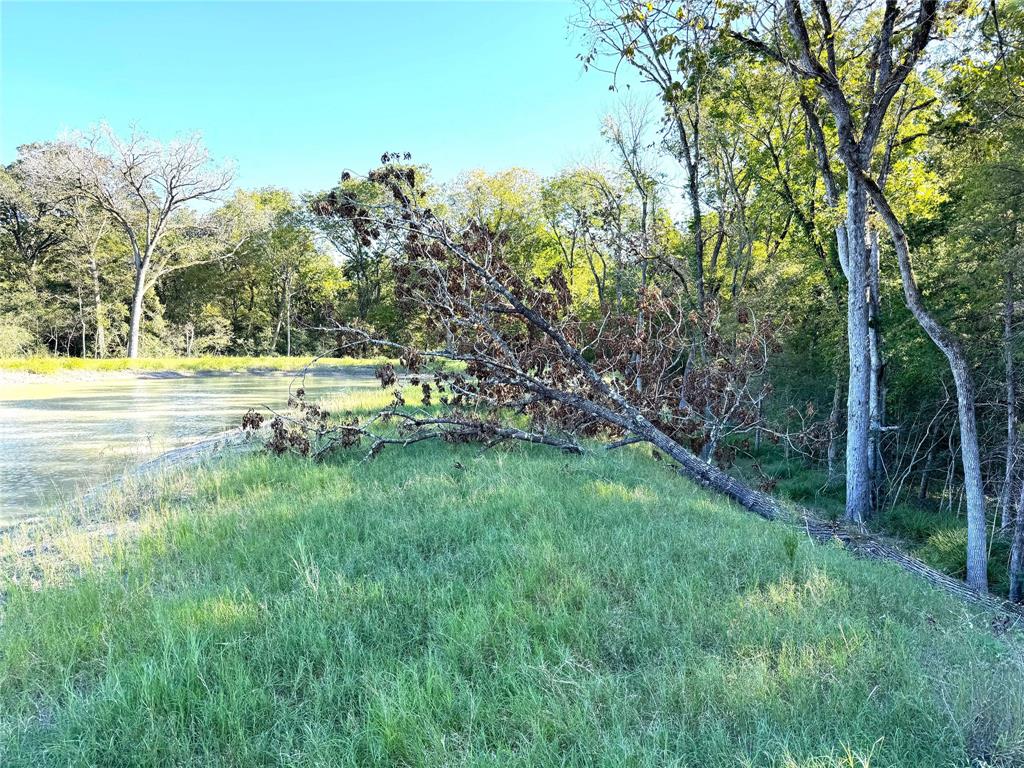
<box><xmin>0</xmin><ymin>369</ymin><xmax>377</xmax><ymax>523</ymax></box>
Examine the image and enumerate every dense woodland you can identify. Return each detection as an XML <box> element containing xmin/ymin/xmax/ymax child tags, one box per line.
<box><xmin>3</xmin><ymin>0</ymin><xmax>1024</xmax><ymax>597</ymax></box>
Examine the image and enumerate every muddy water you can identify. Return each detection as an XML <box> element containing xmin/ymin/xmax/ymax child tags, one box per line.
<box><xmin>0</xmin><ymin>368</ymin><xmax>378</xmax><ymax>523</ymax></box>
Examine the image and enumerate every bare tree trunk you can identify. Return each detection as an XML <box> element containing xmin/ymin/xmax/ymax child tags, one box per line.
<box><xmin>826</xmin><ymin>369</ymin><xmax>843</xmax><ymax>486</ymax></box>
<box><xmin>271</xmin><ymin>315</ymin><xmax>283</xmax><ymax>353</ymax></box>
<box><xmin>90</xmin><ymin>257</ymin><xmax>106</xmax><ymax>358</ymax></box>
<box><xmin>127</xmin><ymin>264</ymin><xmax>148</xmax><ymax>359</ymax></box>
<box><xmin>918</xmin><ymin>440</ymin><xmax>936</xmax><ymax>503</ymax></box>
<box><xmin>286</xmin><ymin>271</ymin><xmax>292</xmax><ymax>358</ymax></box>
<box><xmin>685</xmin><ymin>165</ymin><xmax>705</xmax><ymax>309</ymax></box>
<box><xmin>271</xmin><ymin>274</ymin><xmax>287</xmax><ymax>354</ymax></box>
<box><xmin>952</xmin><ymin>365</ymin><xmax>988</xmax><ymax>591</ymax></box>
<box><xmin>1010</xmin><ymin>477</ymin><xmax>1024</xmax><ymax>602</ymax></box>
<box><xmin>864</xmin><ymin>176</ymin><xmax>988</xmax><ymax>591</ymax></box>
<box><xmin>667</xmin><ymin>105</ymin><xmax>706</xmax><ymax>310</ymax></box>
<box><xmin>868</xmin><ymin>228</ymin><xmax>886</xmax><ymax>507</ymax></box>
<box><xmin>78</xmin><ymin>285</ymin><xmax>87</xmax><ymax>358</ymax></box>
<box><xmin>1002</xmin><ymin>271</ymin><xmax>1017</xmax><ymax>529</ymax></box>
<box><xmin>845</xmin><ymin>172</ymin><xmax>872</xmax><ymax>526</ymax></box>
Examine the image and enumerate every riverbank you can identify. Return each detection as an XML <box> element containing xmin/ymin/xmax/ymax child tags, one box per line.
<box><xmin>3</xmin><ymin>425</ymin><xmax>1024</xmax><ymax>764</ymax></box>
<box><xmin>0</xmin><ymin>355</ymin><xmax>394</xmax><ymax>384</ymax></box>
<box><xmin>0</xmin><ymin>361</ymin><xmax>392</xmax><ymax>523</ymax></box>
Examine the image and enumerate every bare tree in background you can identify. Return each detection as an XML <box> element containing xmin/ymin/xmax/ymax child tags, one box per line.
<box><xmin>24</xmin><ymin>126</ymin><xmax>236</xmax><ymax>357</ymax></box>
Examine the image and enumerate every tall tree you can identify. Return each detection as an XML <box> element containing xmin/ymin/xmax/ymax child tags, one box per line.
<box><xmin>735</xmin><ymin>0</ymin><xmax>988</xmax><ymax>588</ymax></box>
<box><xmin>24</xmin><ymin>126</ymin><xmax>235</xmax><ymax>357</ymax></box>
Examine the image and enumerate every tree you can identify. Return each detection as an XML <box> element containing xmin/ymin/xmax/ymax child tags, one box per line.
<box><xmin>282</xmin><ymin>158</ymin><xmax>1002</xmax><ymax>613</ymax></box>
<box><xmin>24</xmin><ymin>126</ymin><xmax>236</xmax><ymax>357</ymax></box>
<box><xmin>0</xmin><ymin>146</ymin><xmax>72</xmax><ymax>275</ymax></box>
<box><xmin>742</xmin><ymin>0</ymin><xmax>988</xmax><ymax>590</ymax></box>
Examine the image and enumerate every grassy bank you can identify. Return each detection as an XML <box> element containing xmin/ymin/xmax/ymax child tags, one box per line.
<box><xmin>2</xmin><ymin>441</ymin><xmax>1023</xmax><ymax>765</ymax></box>
<box><xmin>731</xmin><ymin>449</ymin><xmax>1018</xmax><ymax>596</ymax></box>
<box><xmin>0</xmin><ymin>355</ymin><xmax>394</xmax><ymax>376</ymax></box>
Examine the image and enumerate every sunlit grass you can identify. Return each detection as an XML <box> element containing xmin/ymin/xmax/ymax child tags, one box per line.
<box><xmin>731</xmin><ymin>447</ymin><xmax>1020</xmax><ymax>596</ymax></box>
<box><xmin>0</xmin><ymin>355</ymin><xmax>396</xmax><ymax>376</ymax></box>
<box><xmin>2</xmin><ymin>413</ymin><xmax>1023</xmax><ymax>765</ymax></box>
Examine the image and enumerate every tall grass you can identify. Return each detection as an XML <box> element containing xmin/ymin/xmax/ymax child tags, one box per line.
<box><xmin>731</xmin><ymin>447</ymin><xmax>1022</xmax><ymax>597</ymax></box>
<box><xmin>2</xmin><ymin>438</ymin><xmax>1022</xmax><ymax>765</ymax></box>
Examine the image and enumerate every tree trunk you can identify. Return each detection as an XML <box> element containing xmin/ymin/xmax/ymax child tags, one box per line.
<box><xmin>78</xmin><ymin>285</ymin><xmax>87</xmax><ymax>358</ymax></box>
<box><xmin>286</xmin><ymin>274</ymin><xmax>292</xmax><ymax>357</ymax></box>
<box><xmin>826</xmin><ymin>369</ymin><xmax>843</xmax><ymax>487</ymax></box>
<box><xmin>868</xmin><ymin>228</ymin><xmax>886</xmax><ymax>506</ymax></box>
<box><xmin>952</xmin><ymin>364</ymin><xmax>989</xmax><ymax>591</ymax></box>
<box><xmin>918</xmin><ymin>440</ymin><xmax>936</xmax><ymax>503</ymax></box>
<box><xmin>669</xmin><ymin>106</ymin><xmax>705</xmax><ymax>310</ymax></box>
<box><xmin>844</xmin><ymin>172</ymin><xmax>873</xmax><ymax>525</ymax></box>
<box><xmin>90</xmin><ymin>257</ymin><xmax>106</xmax><ymax>358</ymax></box>
<box><xmin>1002</xmin><ymin>271</ymin><xmax>1017</xmax><ymax>529</ymax></box>
<box><xmin>271</xmin><ymin>275</ymin><xmax>287</xmax><ymax>354</ymax></box>
<box><xmin>1011</xmin><ymin>477</ymin><xmax>1024</xmax><ymax>602</ymax></box>
<box><xmin>863</xmin><ymin>175</ymin><xmax>988</xmax><ymax>591</ymax></box>
<box><xmin>127</xmin><ymin>263</ymin><xmax>148</xmax><ymax>359</ymax></box>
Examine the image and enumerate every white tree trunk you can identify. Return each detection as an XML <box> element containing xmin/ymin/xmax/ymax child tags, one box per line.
<box><xmin>127</xmin><ymin>262</ymin><xmax>148</xmax><ymax>359</ymax></box>
<box><xmin>1002</xmin><ymin>271</ymin><xmax>1017</xmax><ymax>529</ymax></box>
<box><xmin>844</xmin><ymin>173</ymin><xmax>873</xmax><ymax>525</ymax></box>
<box><xmin>826</xmin><ymin>369</ymin><xmax>843</xmax><ymax>487</ymax></box>
<box><xmin>91</xmin><ymin>257</ymin><xmax>106</xmax><ymax>358</ymax></box>
<box><xmin>951</xmin><ymin>364</ymin><xmax>989</xmax><ymax>591</ymax></box>
<box><xmin>863</xmin><ymin>175</ymin><xmax>989</xmax><ymax>591</ymax></box>
<box><xmin>286</xmin><ymin>272</ymin><xmax>292</xmax><ymax>357</ymax></box>
<box><xmin>868</xmin><ymin>229</ymin><xmax>885</xmax><ymax>505</ymax></box>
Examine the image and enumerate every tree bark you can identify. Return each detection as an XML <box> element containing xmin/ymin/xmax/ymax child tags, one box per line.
<box><xmin>77</xmin><ymin>285</ymin><xmax>87</xmax><ymax>358</ymax></box>
<box><xmin>286</xmin><ymin>271</ymin><xmax>293</xmax><ymax>357</ymax></box>
<box><xmin>862</xmin><ymin>174</ymin><xmax>989</xmax><ymax>591</ymax></box>
<box><xmin>90</xmin><ymin>256</ymin><xmax>106</xmax><ymax>358</ymax></box>
<box><xmin>127</xmin><ymin>262</ymin><xmax>148</xmax><ymax>359</ymax></box>
<box><xmin>868</xmin><ymin>228</ymin><xmax>886</xmax><ymax>506</ymax></box>
<box><xmin>826</xmin><ymin>369</ymin><xmax>843</xmax><ymax>486</ymax></box>
<box><xmin>1010</xmin><ymin>477</ymin><xmax>1024</xmax><ymax>602</ymax></box>
<box><xmin>918</xmin><ymin>439</ymin><xmax>936</xmax><ymax>503</ymax></box>
<box><xmin>1002</xmin><ymin>270</ymin><xmax>1017</xmax><ymax>529</ymax></box>
<box><xmin>844</xmin><ymin>172</ymin><xmax>872</xmax><ymax>525</ymax></box>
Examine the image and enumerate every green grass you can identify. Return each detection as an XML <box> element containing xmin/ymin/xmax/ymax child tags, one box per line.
<box><xmin>730</xmin><ymin>448</ymin><xmax>1021</xmax><ymax>598</ymax></box>
<box><xmin>0</xmin><ymin>355</ymin><xmax>395</xmax><ymax>376</ymax></box>
<box><xmin>2</xmin><ymin>437</ymin><xmax>1023</xmax><ymax>765</ymax></box>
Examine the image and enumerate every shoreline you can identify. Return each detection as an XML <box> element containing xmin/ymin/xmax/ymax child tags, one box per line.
<box><xmin>0</xmin><ymin>427</ymin><xmax>265</xmax><ymax>535</ymax></box>
<box><xmin>0</xmin><ymin>361</ymin><xmax>385</xmax><ymax>386</ymax></box>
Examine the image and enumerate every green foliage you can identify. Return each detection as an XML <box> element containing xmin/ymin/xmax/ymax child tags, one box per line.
<box><xmin>916</xmin><ymin>527</ymin><xmax>1014</xmax><ymax>596</ymax></box>
<box><xmin>0</xmin><ymin>319</ymin><xmax>36</xmax><ymax>358</ymax></box>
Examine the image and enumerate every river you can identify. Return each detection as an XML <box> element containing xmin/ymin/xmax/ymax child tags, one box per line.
<box><xmin>0</xmin><ymin>368</ymin><xmax>378</xmax><ymax>523</ymax></box>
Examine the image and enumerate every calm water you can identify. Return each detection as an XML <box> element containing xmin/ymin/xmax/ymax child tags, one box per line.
<box><xmin>0</xmin><ymin>369</ymin><xmax>379</xmax><ymax>523</ymax></box>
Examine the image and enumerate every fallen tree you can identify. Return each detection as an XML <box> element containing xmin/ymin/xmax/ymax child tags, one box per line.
<box><xmin>274</xmin><ymin>157</ymin><xmax>1020</xmax><ymax>617</ymax></box>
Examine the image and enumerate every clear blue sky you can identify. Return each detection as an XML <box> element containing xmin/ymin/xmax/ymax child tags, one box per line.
<box><xmin>1</xmin><ymin>1</ymin><xmax>631</xmax><ymax>195</ymax></box>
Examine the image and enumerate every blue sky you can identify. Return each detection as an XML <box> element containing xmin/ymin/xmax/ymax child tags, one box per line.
<box><xmin>1</xmin><ymin>1</ymin><xmax>632</xmax><ymax>195</ymax></box>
